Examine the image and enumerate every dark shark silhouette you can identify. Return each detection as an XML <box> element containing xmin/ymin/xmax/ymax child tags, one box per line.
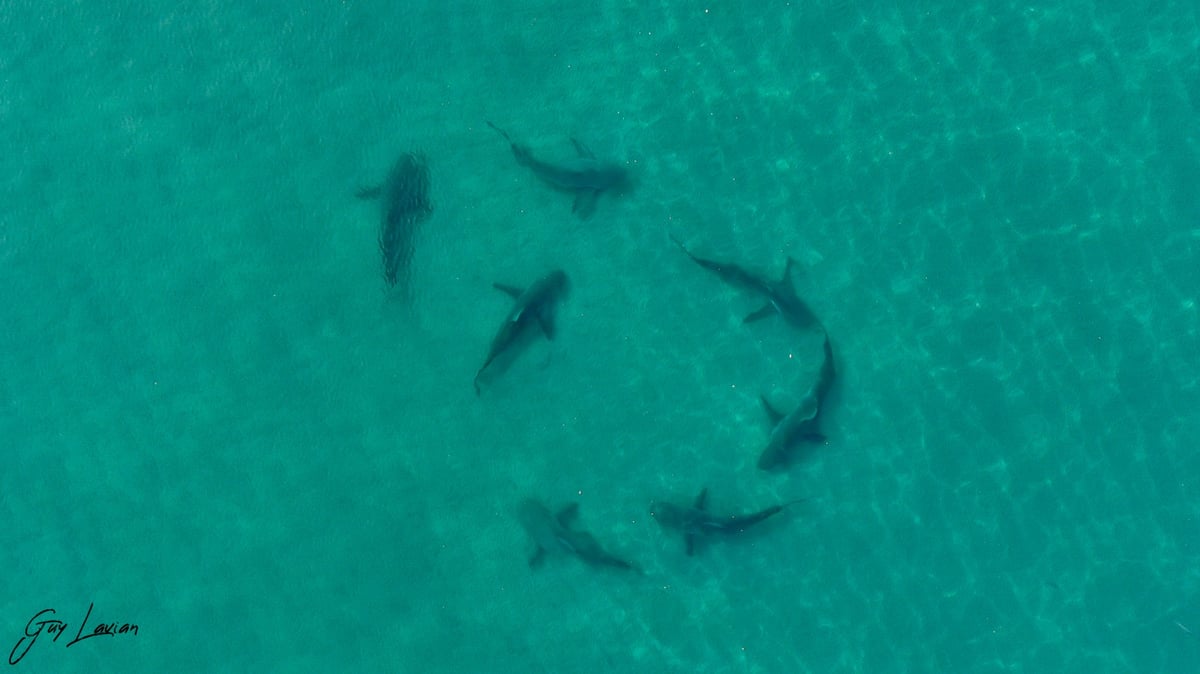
<box><xmin>517</xmin><ymin>499</ymin><xmax>641</xmax><ymax>572</ymax></box>
<box><xmin>670</xmin><ymin>234</ymin><xmax>822</xmax><ymax>332</ymax></box>
<box><xmin>357</xmin><ymin>152</ymin><xmax>433</xmax><ymax>293</ymax></box>
<box><xmin>758</xmin><ymin>332</ymin><xmax>837</xmax><ymax>470</ymax></box>
<box><xmin>486</xmin><ymin>121</ymin><xmax>628</xmax><ymax>218</ymax></box>
<box><xmin>474</xmin><ymin>270</ymin><xmax>569</xmax><ymax>395</ymax></box>
<box><xmin>650</xmin><ymin>488</ymin><xmax>805</xmax><ymax>556</ymax></box>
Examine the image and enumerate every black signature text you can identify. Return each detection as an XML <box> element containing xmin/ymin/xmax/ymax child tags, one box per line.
<box><xmin>9</xmin><ymin>603</ymin><xmax>138</xmax><ymax>666</ymax></box>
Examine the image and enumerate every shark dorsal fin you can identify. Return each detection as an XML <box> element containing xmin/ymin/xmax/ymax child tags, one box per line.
<box><xmin>760</xmin><ymin>395</ymin><xmax>785</xmax><ymax>426</ymax></box>
<box><xmin>693</xmin><ymin>488</ymin><xmax>709</xmax><ymax>511</ymax></box>
<box><xmin>493</xmin><ymin>283</ymin><xmax>524</xmax><ymax>300</ymax></box>
<box><xmin>555</xmin><ymin>503</ymin><xmax>580</xmax><ymax>527</ymax></box>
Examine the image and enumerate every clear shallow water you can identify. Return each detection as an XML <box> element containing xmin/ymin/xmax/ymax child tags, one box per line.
<box><xmin>2</xmin><ymin>2</ymin><xmax>1197</xmax><ymax>672</ymax></box>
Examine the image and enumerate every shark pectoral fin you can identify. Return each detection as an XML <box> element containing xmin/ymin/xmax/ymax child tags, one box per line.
<box><xmin>529</xmin><ymin>546</ymin><xmax>546</xmax><ymax>568</ymax></box>
<box><xmin>493</xmin><ymin>283</ymin><xmax>524</xmax><ymax>299</ymax></box>
<box><xmin>743</xmin><ymin>304</ymin><xmax>776</xmax><ymax>323</ymax></box>
<box><xmin>781</xmin><ymin>256</ymin><xmax>797</xmax><ymax>283</ymax></box>
<box><xmin>601</xmin><ymin>552</ymin><xmax>641</xmax><ymax>573</ymax></box>
<box><xmin>796</xmin><ymin>416</ymin><xmax>824</xmax><ymax>443</ymax></box>
<box><xmin>760</xmin><ymin>395</ymin><xmax>785</xmax><ymax>426</ymax></box>
<box><xmin>355</xmin><ymin>185</ymin><xmax>382</xmax><ymax>200</ymax></box>
<box><xmin>693</xmin><ymin>488</ymin><xmax>709</xmax><ymax>511</ymax></box>
<box><xmin>474</xmin><ymin>355</ymin><xmax>496</xmax><ymax>395</ymax></box>
<box><xmin>570</xmin><ymin>138</ymin><xmax>595</xmax><ymax>158</ymax></box>
<box><xmin>555</xmin><ymin>503</ymin><xmax>580</xmax><ymax>526</ymax></box>
<box><xmin>572</xmin><ymin>189</ymin><xmax>600</xmax><ymax>217</ymax></box>
<box><xmin>685</xmin><ymin>533</ymin><xmax>696</xmax><ymax>556</ymax></box>
<box><xmin>535</xmin><ymin>309</ymin><xmax>557</xmax><ymax>340</ymax></box>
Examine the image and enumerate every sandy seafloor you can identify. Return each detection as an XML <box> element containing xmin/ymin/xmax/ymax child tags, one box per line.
<box><xmin>1</xmin><ymin>1</ymin><xmax>1198</xmax><ymax>672</ymax></box>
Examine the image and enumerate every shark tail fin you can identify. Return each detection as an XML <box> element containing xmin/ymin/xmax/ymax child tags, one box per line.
<box><xmin>668</xmin><ymin>233</ymin><xmax>704</xmax><ymax>266</ymax></box>
<box><xmin>485</xmin><ymin>120</ymin><xmax>512</xmax><ymax>143</ymax></box>
<box><xmin>485</xmin><ymin>121</ymin><xmax>533</xmax><ymax>164</ymax></box>
<box><xmin>355</xmin><ymin>185</ymin><xmax>382</xmax><ymax>200</ymax></box>
<box><xmin>668</xmin><ymin>232</ymin><xmax>702</xmax><ymax>260</ymax></box>
<box><xmin>693</xmin><ymin>488</ymin><xmax>709</xmax><ymax>511</ymax></box>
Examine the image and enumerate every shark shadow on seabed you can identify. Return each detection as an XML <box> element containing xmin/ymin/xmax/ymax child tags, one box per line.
<box><xmin>517</xmin><ymin>498</ymin><xmax>642</xmax><ymax>573</ymax></box>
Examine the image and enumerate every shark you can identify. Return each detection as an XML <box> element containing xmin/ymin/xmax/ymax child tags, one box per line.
<box><xmin>486</xmin><ymin>121</ymin><xmax>628</xmax><ymax>218</ymax></box>
<box><xmin>670</xmin><ymin>234</ymin><xmax>822</xmax><ymax>332</ymax></box>
<box><xmin>474</xmin><ymin>269</ymin><xmax>570</xmax><ymax>395</ymax></box>
<box><xmin>757</xmin><ymin>332</ymin><xmax>837</xmax><ymax>470</ymax></box>
<box><xmin>650</xmin><ymin>488</ymin><xmax>804</xmax><ymax>556</ymax></box>
<box><xmin>357</xmin><ymin>152</ymin><xmax>433</xmax><ymax>293</ymax></box>
<box><xmin>516</xmin><ymin>499</ymin><xmax>641</xmax><ymax>572</ymax></box>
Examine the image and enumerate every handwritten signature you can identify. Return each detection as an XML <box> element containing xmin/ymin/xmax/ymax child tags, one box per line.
<box><xmin>9</xmin><ymin>603</ymin><xmax>138</xmax><ymax>666</ymax></box>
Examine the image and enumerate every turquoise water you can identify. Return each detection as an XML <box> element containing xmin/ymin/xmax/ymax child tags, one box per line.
<box><xmin>2</xmin><ymin>1</ymin><xmax>1198</xmax><ymax>672</ymax></box>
